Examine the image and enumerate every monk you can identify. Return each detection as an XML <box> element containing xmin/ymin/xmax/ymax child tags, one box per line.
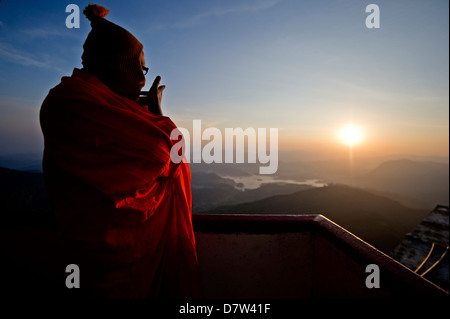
<box><xmin>39</xmin><ymin>4</ymin><xmax>200</xmax><ymax>299</ymax></box>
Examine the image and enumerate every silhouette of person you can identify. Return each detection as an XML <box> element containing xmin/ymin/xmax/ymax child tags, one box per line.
<box><xmin>40</xmin><ymin>4</ymin><xmax>200</xmax><ymax>299</ymax></box>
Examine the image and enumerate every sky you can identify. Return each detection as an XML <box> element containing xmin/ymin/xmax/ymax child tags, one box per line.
<box><xmin>0</xmin><ymin>0</ymin><xmax>448</xmax><ymax>162</ymax></box>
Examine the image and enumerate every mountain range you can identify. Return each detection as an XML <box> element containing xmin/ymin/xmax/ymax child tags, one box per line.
<box><xmin>1</xmin><ymin>156</ymin><xmax>448</xmax><ymax>254</ymax></box>
<box><xmin>354</xmin><ymin>159</ymin><xmax>449</xmax><ymax>208</ymax></box>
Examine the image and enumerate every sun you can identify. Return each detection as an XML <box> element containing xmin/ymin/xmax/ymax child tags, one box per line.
<box><xmin>339</xmin><ymin>125</ymin><xmax>364</xmax><ymax>147</ymax></box>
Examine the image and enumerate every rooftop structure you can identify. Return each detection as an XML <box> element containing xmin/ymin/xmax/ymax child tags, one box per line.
<box><xmin>390</xmin><ymin>205</ymin><xmax>449</xmax><ymax>292</ymax></box>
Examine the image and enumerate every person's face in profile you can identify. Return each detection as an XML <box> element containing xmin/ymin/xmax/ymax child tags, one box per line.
<box><xmin>115</xmin><ymin>51</ymin><xmax>147</xmax><ymax>100</ymax></box>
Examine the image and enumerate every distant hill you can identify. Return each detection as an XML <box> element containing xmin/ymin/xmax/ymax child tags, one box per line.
<box><xmin>0</xmin><ymin>166</ymin><xmax>49</xmax><ymax>211</ymax></box>
<box><xmin>0</xmin><ymin>153</ymin><xmax>43</xmax><ymax>172</ymax></box>
<box><xmin>254</xmin><ymin>157</ymin><xmax>449</xmax><ymax>210</ymax></box>
<box><xmin>191</xmin><ymin>172</ymin><xmax>311</xmax><ymax>212</ymax></box>
<box><xmin>0</xmin><ymin>166</ymin><xmax>54</xmax><ymax>226</ymax></box>
<box><xmin>202</xmin><ymin>185</ymin><xmax>430</xmax><ymax>253</ymax></box>
<box><xmin>357</xmin><ymin>159</ymin><xmax>449</xmax><ymax>208</ymax></box>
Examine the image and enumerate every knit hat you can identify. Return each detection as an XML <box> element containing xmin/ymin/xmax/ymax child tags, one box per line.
<box><xmin>81</xmin><ymin>4</ymin><xmax>145</xmax><ymax>99</ymax></box>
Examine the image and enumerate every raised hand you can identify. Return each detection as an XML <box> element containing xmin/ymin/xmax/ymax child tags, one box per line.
<box><xmin>139</xmin><ymin>76</ymin><xmax>166</xmax><ymax>116</ymax></box>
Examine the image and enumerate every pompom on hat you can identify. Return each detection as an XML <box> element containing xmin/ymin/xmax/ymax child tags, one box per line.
<box><xmin>81</xmin><ymin>4</ymin><xmax>145</xmax><ymax>99</ymax></box>
<box><xmin>83</xmin><ymin>3</ymin><xmax>110</xmax><ymax>20</ymax></box>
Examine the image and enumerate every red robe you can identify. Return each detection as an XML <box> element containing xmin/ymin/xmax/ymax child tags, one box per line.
<box><xmin>40</xmin><ymin>68</ymin><xmax>200</xmax><ymax>298</ymax></box>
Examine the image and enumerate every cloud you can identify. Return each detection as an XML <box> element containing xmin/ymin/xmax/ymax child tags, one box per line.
<box><xmin>156</xmin><ymin>0</ymin><xmax>283</xmax><ymax>30</ymax></box>
<box><xmin>186</xmin><ymin>0</ymin><xmax>280</xmax><ymax>26</ymax></box>
<box><xmin>0</xmin><ymin>42</ymin><xmax>63</xmax><ymax>72</ymax></box>
<box><xmin>22</xmin><ymin>27</ymin><xmax>78</xmax><ymax>39</ymax></box>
